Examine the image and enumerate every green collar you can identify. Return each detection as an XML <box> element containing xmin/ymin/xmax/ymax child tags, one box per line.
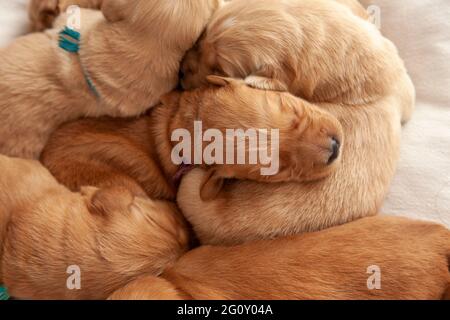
<box><xmin>0</xmin><ymin>285</ymin><xmax>9</xmax><ymax>300</ymax></box>
<box><xmin>59</xmin><ymin>27</ymin><xmax>100</xmax><ymax>98</ymax></box>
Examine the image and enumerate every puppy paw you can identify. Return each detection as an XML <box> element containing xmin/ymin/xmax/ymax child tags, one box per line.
<box><xmin>29</xmin><ymin>0</ymin><xmax>60</xmax><ymax>31</ymax></box>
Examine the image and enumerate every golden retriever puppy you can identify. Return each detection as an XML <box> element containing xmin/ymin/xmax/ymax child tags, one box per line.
<box><xmin>1</xmin><ymin>0</ymin><xmax>220</xmax><ymax>159</ymax></box>
<box><xmin>182</xmin><ymin>0</ymin><xmax>398</xmax><ymax>102</ymax></box>
<box><xmin>28</xmin><ymin>0</ymin><xmax>103</xmax><ymax>31</ymax></box>
<box><xmin>176</xmin><ymin>0</ymin><xmax>415</xmax><ymax>245</ymax></box>
<box><xmin>41</xmin><ymin>81</ymin><xmax>343</xmax><ymax>202</ymax></box>
<box><xmin>109</xmin><ymin>216</ymin><xmax>450</xmax><ymax>300</ymax></box>
<box><xmin>181</xmin><ymin>0</ymin><xmax>413</xmax><ymax>115</ymax></box>
<box><xmin>0</xmin><ymin>154</ymin><xmax>189</xmax><ymax>300</ymax></box>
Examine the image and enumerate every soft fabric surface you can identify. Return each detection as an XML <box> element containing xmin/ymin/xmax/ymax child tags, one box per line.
<box><xmin>0</xmin><ymin>0</ymin><xmax>29</xmax><ymax>48</ymax></box>
<box><xmin>361</xmin><ymin>0</ymin><xmax>450</xmax><ymax>227</ymax></box>
<box><xmin>0</xmin><ymin>0</ymin><xmax>449</xmax><ymax>227</ymax></box>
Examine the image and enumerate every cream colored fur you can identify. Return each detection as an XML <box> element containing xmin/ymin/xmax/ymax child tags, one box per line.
<box><xmin>0</xmin><ymin>0</ymin><xmax>220</xmax><ymax>158</ymax></box>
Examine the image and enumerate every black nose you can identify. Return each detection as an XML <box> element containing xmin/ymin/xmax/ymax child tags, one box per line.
<box><xmin>327</xmin><ymin>138</ymin><xmax>341</xmax><ymax>164</ymax></box>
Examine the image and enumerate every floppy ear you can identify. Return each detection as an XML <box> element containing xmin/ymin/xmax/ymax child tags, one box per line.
<box><xmin>82</xmin><ymin>186</ymin><xmax>134</xmax><ymax>217</ymax></box>
<box><xmin>101</xmin><ymin>0</ymin><xmax>130</xmax><ymax>22</ymax></box>
<box><xmin>200</xmin><ymin>169</ymin><xmax>226</xmax><ymax>201</ymax></box>
<box><xmin>206</xmin><ymin>75</ymin><xmax>241</xmax><ymax>87</ymax></box>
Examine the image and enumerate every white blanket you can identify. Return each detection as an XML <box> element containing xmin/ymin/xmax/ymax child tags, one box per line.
<box><xmin>0</xmin><ymin>0</ymin><xmax>29</xmax><ymax>47</ymax></box>
<box><xmin>1</xmin><ymin>0</ymin><xmax>449</xmax><ymax>227</ymax></box>
<box><xmin>361</xmin><ymin>0</ymin><xmax>450</xmax><ymax>227</ymax></box>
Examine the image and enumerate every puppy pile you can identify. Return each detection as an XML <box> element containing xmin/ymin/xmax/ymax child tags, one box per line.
<box><xmin>0</xmin><ymin>0</ymin><xmax>448</xmax><ymax>300</ymax></box>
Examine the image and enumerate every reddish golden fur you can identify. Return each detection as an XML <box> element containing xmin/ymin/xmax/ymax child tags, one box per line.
<box><xmin>0</xmin><ymin>155</ymin><xmax>189</xmax><ymax>299</ymax></box>
<box><xmin>109</xmin><ymin>216</ymin><xmax>450</xmax><ymax>300</ymax></box>
<box><xmin>42</xmin><ymin>81</ymin><xmax>343</xmax><ymax>202</ymax></box>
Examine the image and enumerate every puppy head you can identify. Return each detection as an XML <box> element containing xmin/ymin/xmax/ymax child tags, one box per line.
<box><xmin>102</xmin><ymin>0</ymin><xmax>221</xmax><ymax>50</ymax></box>
<box><xmin>191</xmin><ymin>77</ymin><xmax>343</xmax><ymax>200</ymax></box>
<box><xmin>81</xmin><ymin>186</ymin><xmax>191</xmax><ymax>275</ymax></box>
<box><xmin>181</xmin><ymin>0</ymin><xmax>300</xmax><ymax>89</ymax></box>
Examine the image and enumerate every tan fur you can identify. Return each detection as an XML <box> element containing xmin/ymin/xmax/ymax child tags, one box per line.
<box><xmin>176</xmin><ymin>0</ymin><xmax>415</xmax><ymax>245</ymax></box>
<box><xmin>0</xmin><ymin>155</ymin><xmax>189</xmax><ymax>300</ymax></box>
<box><xmin>1</xmin><ymin>0</ymin><xmax>219</xmax><ymax>159</ymax></box>
<box><xmin>42</xmin><ymin>0</ymin><xmax>414</xmax><ymax>246</ymax></box>
<box><xmin>41</xmin><ymin>83</ymin><xmax>343</xmax><ymax>202</ymax></box>
<box><xmin>181</xmin><ymin>0</ymin><xmax>414</xmax><ymax>122</ymax></box>
<box><xmin>109</xmin><ymin>216</ymin><xmax>450</xmax><ymax>300</ymax></box>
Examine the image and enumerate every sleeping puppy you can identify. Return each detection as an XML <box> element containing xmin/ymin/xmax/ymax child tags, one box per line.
<box><xmin>41</xmin><ymin>80</ymin><xmax>343</xmax><ymax>202</ymax></box>
<box><xmin>181</xmin><ymin>0</ymin><xmax>413</xmax><ymax>121</ymax></box>
<box><xmin>0</xmin><ymin>155</ymin><xmax>189</xmax><ymax>300</ymax></box>
<box><xmin>175</xmin><ymin>0</ymin><xmax>416</xmax><ymax>244</ymax></box>
<box><xmin>28</xmin><ymin>0</ymin><xmax>103</xmax><ymax>31</ymax></box>
<box><xmin>109</xmin><ymin>216</ymin><xmax>450</xmax><ymax>300</ymax></box>
<box><xmin>1</xmin><ymin>0</ymin><xmax>220</xmax><ymax>159</ymax></box>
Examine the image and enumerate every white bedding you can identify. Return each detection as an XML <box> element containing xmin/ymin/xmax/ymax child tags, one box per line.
<box><xmin>1</xmin><ymin>0</ymin><xmax>449</xmax><ymax>227</ymax></box>
<box><xmin>361</xmin><ymin>0</ymin><xmax>450</xmax><ymax>227</ymax></box>
<box><xmin>0</xmin><ymin>0</ymin><xmax>29</xmax><ymax>48</ymax></box>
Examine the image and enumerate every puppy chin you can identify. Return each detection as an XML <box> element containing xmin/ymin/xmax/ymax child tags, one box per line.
<box><xmin>301</xmin><ymin>164</ymin><xmax>339</xmax><ymax>182</ymax></box>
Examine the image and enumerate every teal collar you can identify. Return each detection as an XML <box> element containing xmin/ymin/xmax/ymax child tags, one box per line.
<box><xmin>0</xmin><ymin>285</ymin><xmax>9</xmax><ymax>300</ymax></box>
<box><xmin>59</xmin><ymin>27</ymin><xmax>100</xmax><ymax>98</ymax></box>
